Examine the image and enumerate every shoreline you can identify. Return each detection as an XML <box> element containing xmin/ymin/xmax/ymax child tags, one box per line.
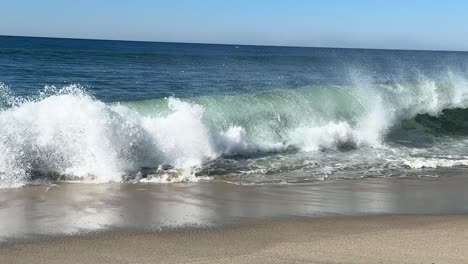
<box><xmin>2</xmin><ymin>170</ymin><xmax>468</xmax><ymax>242</ymax></box>
<box><xmin>2</xmin><ymin>215</ymin><xmax>467</xmax><ymax>263</ymax></box>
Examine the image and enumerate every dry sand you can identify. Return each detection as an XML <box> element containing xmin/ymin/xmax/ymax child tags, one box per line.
<box><xmin>1</xmin><ymin>215</ymin><xmax>467</xmax><ymax>264</ymax></box>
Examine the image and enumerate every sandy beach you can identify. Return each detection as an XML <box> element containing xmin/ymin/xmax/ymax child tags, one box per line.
<box><xmin>1</xmin><ymin>215</ymin><xmax>467</xmax><ymax>264</ymax></box>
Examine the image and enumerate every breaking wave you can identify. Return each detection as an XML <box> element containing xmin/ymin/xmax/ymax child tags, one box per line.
<box><xmin>1</xmin><ymin>70</ymin><xmax>468</xmax><ymax>187</ymax></box>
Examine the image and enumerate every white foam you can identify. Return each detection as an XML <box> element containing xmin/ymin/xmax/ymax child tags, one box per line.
<box><xmin>403</xmin><ymin>158</ymin><xmax>468</xmax><ymax>169</ymax></box>
<box><xmin>288</xmin><ymin>122</ymin><xmax>358</xmax><ymax>152</ymax></box>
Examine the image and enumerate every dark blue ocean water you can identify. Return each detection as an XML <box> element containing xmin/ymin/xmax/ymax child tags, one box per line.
<box><xmin>1</xmin><ymin>35</ymin><xmax>467</xmax><ymax>101</ymax></box>
<box><xmin>2</xmin><ymin>35</ymin><xmax>468</xmax><ymax>187</ymax></box>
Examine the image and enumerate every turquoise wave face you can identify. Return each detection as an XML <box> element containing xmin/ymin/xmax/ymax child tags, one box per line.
<box><xmin>122</xmin><ymin>78</ymin><xmax>468</xmax><ymax>140</ymax></box>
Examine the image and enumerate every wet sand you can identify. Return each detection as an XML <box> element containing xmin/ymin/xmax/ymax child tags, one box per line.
<box><xmin>1</xmin><ymin>215</ymin><xmax>468</xmax><ymax>264</ymax></box>
<box><xmin>1</xmin><ymin>168</ymin><xmax>468</xmax><ymax>263</ymax></box>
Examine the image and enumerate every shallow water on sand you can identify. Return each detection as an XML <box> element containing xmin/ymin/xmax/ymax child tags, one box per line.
<box><xmin>1</xmin><ymin>167</ymin><xmax>468</xmax><ymax>242</ymax></box>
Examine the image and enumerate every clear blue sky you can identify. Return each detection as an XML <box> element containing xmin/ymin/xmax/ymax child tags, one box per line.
<box><xmin>1</xmin><ymin>0</ymin><xmax>467</xmax><ymax>51</ymax></box>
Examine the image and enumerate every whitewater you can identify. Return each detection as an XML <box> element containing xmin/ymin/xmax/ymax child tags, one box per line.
<box><xmin>1</xmin><ymin>68</ymin><xmax>468</xmax><ymax>188</ymax></box>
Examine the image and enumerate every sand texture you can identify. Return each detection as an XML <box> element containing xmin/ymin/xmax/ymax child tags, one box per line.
<box><xmin>1</xmin><ymin>215</ymin><xmax>467</xmax><ymax>264</ymax></box>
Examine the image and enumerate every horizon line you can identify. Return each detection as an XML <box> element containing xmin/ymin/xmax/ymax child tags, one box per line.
<box><xmin>0</xmin><ymin>34</ymin><xmax>466</xmax><ymax>53</ymax></box>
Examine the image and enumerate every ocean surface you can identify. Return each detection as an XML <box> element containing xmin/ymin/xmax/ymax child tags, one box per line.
<box><xmin>1</xmin><ymin>36</ymin><xmax>468</xmax><ymax>188</ymax></box>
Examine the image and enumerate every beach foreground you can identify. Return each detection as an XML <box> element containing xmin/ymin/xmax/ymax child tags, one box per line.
<box><xmin>1</xmin><ymin>171</ymin><xmax>468</xmax><ymax>263</ymax></box>
<box><xmin>1</xmin><ymin>215</ymin><xmax>467</xmax><ymax>264</ymax></box>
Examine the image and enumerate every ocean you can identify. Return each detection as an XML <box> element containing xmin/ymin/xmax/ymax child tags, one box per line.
<box><xmin>1</xmin><ymin>35</ymin><xmax>468</xmax><ymax>188</ymax></box>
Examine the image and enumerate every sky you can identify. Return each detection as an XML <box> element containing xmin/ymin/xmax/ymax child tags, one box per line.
<box><xmin>0</xmin><ymin>0</ymin><xmax>467</xmax><ymax>51</ymax></box>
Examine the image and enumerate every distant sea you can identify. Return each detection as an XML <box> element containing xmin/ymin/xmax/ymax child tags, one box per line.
<box><xmin>1</xmin><ymin>35</ymin><xmax>468</xmax><ymax>188</ymax></box>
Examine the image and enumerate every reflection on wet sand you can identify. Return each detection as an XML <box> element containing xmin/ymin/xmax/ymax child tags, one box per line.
<box><xmin>1</xmin><ymin>168</ymin><xmax>468</xmax><ymax>242</ymax></box>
